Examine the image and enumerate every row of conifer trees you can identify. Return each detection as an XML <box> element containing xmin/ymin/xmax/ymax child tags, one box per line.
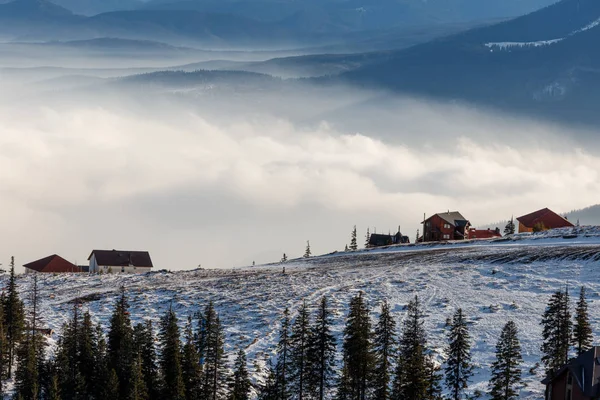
<box><xmin>1</xmin><ymin>254</ymin><xmax>594</xmax><ymax>400</ymax></box>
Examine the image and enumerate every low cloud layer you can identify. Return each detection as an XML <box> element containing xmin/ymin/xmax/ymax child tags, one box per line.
<box><xmin>1</xmin><ymin>92</ymin><xmax>598</xmax><ymax>271</ymax></box>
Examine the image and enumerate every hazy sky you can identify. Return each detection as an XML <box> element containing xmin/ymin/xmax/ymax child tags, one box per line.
<box><xmin>0</xmin><ymin>84</ymin><xmax>598</xmax><ymax>272</ymax></box>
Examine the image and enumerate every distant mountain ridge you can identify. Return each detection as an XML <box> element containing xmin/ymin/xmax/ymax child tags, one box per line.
<box><xmin>567</xmin><ymin>205</ymin><xmax>600</xmax><ymax>226</ymax></box>
<box><xmin>334</xmin><ymin>0</ymin><xmax>600</xmax><ymax>124</ymax></box>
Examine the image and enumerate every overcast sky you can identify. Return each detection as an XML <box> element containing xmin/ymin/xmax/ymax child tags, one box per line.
<box><xmin>0</xmin><ymin>87</ymin><xmax>598</xmax><ymax>273</ymax></box>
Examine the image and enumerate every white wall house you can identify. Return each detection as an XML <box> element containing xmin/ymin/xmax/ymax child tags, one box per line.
<box><xmin>88</xmin><ymin>250</ymin><xmax>153</xmax><ymax>274</ymax></box>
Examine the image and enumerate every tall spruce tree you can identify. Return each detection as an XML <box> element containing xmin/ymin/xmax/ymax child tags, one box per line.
<box><xmin>289</xmin><ymin>300</ymin><xmax>312</xmax><ymax>399</ymax></box>
<box><xmin>0</xmin><ymin>298</ymin><xmax>6</xmax><ymax>397</ymax></box>
<box><xmin>444</xmin><ymin>308</ymin><xmax>473</xmax><ymax>400</ymax></box>
<box><xmin>488</xmin><ymin>321</ymin><xmax>522</xmax><ymax>400</ymax></box>
<box><xmin>393</xmin><ymin>296</ymin><xmax>429</xmax><ymax>400</ymax></box>
<box><xmin>276</xmin><ymin>307</ymin><xmax>292</xmax><ymax>400</ymax></box>
<box><xmin>181</xmin><ymin>316</ymin><xmax>202</xmax><ymax>400</ymax></box>
<box><xmin>504</xmin><ymin>217</ymin><xmax>515</xmax><ymax>236</ymax></box>
<box><xmin>338</xmin><ymin>292</ymin><xmax>374</xmax><ymax>400</ymax></box>
<box><xmin>572</xmin><ymin>286</ymin><xmax>593</xmax><ymax>355</ymax></box>
<box><xmin>79</xmin><ymin>310</ymin><xmax>101</xmax><ymax>397</ymax></box>
<box><xmin>14</xmin><ymin>274</ymin><xmax>45</xmax><ymax>400</ymax></box>
<box><xmin>4</xmin><ymin>256</ymin><xmax>25</xmax><ymax>378</ymax></box>
<box><xmin>373</xmin><ymin>300</ymin><xmax>397</xmax><ymax>400</ymax></box>
<box><xmin>365</xmin><ymin>229</ymin><xmax>371</xmax><ymax>248</ymax></box>
<box><xmin>229</xmin><ymin>348</ymin><xmax>251</xmax><ymax>400</ymax></box>
<box><xmin>304</xmin><ymin>242</ymin><xmax>312</xmax><ymax>258</ymax></box>
<box><xmin>133</xmin><ymin>320</ymin><xmax>160</xmax><ymax>400</ymax></box>
<box><xmin>107</xmin><ymin>288</ymin><xmax>134</xmax><ymax>399</ymax></box>
<box><xmin>425</xmin><ymin>359</ymin><xmax>443</xmax><ymax>400</ymax></box>
<box><xmin>130</xmin><ymin>353</ymin><xmax>149</xmax><ymax>400</ymax></box>
<box><xmin>350</xmin><ymin>226</ymin><xmax>358</xmax><ymax>251</ymax></box>
<box><xmin>159</xmin><ymin>307</ymin><xmax>186</xmax><ymax>400</ymax></box>
<box><xmin>540</xmin><ymin>289</ymin><xmax>572</xmax><ymax>376</ymax></box>
<box><xmin>258</xmin><ymin>359</ymin><xmax>279</xmax><ymax>400</ymax></box>
<box><xmin>55</xmin><ymin>304</ymin><xmax>85</xmax><ymax>400</ymax></box>
<box><xmin>307</xmin><ymin>297</ymin><xmax>336</xmax><ymax>400</ymax></box>
<box><xmin>202</xmin><ymin>302</ymin><xmax>228</xmax><ymax>400</ymax></box>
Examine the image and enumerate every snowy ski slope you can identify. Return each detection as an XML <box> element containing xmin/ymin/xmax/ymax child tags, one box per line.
<box><xmin>9</xmin><ymin>227</ymin><xmax>600</xmax><ymax>399</ymax></box>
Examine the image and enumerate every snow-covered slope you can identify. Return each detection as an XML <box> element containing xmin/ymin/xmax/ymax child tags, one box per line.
<box><xmin>11</xmin><ymin>226</ymin><xmax>600</xmax><ymax>399</ymax></box>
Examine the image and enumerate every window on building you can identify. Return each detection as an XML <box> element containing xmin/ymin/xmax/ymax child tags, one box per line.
<box><xmin>443</xmin><ymin>234</ymin><xmax>450</xmax><ymax>240</ymax></box>
<box><xmin>444</xmin><ymin>223</ymin><xmax>451</xmax><ymax>229</ymax></box>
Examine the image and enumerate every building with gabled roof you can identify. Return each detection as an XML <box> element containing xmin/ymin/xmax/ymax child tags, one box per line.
<box><xmin>23</xmin><ymin>255</ymin><xmax>81</xmax><ymax>273</ymax></box>
<box><xmin>517</xmin><ymin>208</ymin><xmax>574</xmax><ymax>233</ymax></box>
<box><xmin>422</xmin><ymin>211</ymin><xmax>471</xmax><ymax>242</ymax></box>
<box><xmin>88</xmin><ymin>249</ymin><xmax>153</xmax><ymax>273</ymax></box>
<box><xmin>542</xmin><ymin>346</ymin><xmax>600</xmax><ymax>399</ymax></box>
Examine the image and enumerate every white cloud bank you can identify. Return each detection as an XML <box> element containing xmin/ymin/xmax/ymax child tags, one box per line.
<box><xmin>0</xmin><ymin>100</ymin><xmax>598</xmax><ymax>270</ymax></box>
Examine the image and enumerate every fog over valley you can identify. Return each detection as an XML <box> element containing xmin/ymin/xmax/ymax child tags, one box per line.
<box><xmin>1</xmin><ymin>0</ymin><xmax>600</xmax><ymax>272</ymax></box>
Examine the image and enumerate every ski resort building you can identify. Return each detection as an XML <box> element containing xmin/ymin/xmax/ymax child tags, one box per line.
<box><xmin>422</xmin><ymin>211</ymin><xmax>471</xmax><ymax>242</ymax></box>
<box><xmin>517</xmin><ymin>208</ymin><xmax>574</xmax><ymax>233</ymax></box>
<box><xmin>88</xmin><ymin>249</ymin><xmax>153</xmax><ymax>273</ymax></box>
<box><xmin>468</xmin><ymin>227</ymin><xmax>502</xmax><ymax>240</ymax></box>
<box><xmin>368</xmin><ymin>231</ymin><xmax>410</xmax><ymax>247</ymax></box>
<box><xmin>23</xmin><ymin>254</ymin><xmax>81</xmax><ymax>273</ymax></box>
<box><xmin>542</xmin><ymin>346</ymin><xmax>600</xmax><ymax>400</ymax></box>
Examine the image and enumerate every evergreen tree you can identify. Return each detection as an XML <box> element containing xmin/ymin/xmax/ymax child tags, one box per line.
<box><xmin>289</xmin><ymin>300</ymin><xmax>312</xmax><ymax>399</ymax></box>
<box><xmin>159</xmin><ymin>307</ymin><xmax>186</xmax><ymax>400</ymax></box>
<box><xmin>425</xmin><ymin>359</ymin><xmax>443</xmax><ymax>400</ymax></box>
<box><xmin>14</xmin><ymin>274</ymin><xmax>45</xmax><ymax>400</ymax></box>
<box><xmin>181</xmin><ymin>316</ymin><xmax>202</xmax><ymax>400</ymax></box>
<box><xmin>130</xmin><ymin>353</ymin><xmax>149</xmax><ymax>400</ymax></box>
<box><xmin>133</xmin><ymin>320</ymin><xmax>160</xmax><ymax>400</ymax></box>
<box><xmin>572</xmin><ymin>286</ymin><xmax>593</xmax><ymax>355</ymax></box>
<box><xmin>540</xmin><ymin>289</ymin><xmax>571</xmax><ymax>376</ymax></box>
<box><xmin>373</xmin><ymin>300</ymin><xmax>396</xmax><ymax>400</ymax></box>
<box><xmin>338</xmin><ymin>292</ymin><xmax>374</xmax><ymax>400</ymax></box>
<box><xmin>107</xmin><ymin>288</ymin><xmax>134</xmax><ymax>399</ymax></box>
<box><xmin>304</xmin><ymin>242</ymin><xmax>312</xmax><ymax>258</ymax></box>
<box><xmin>444</xmin><ymin>308</ymin><xmax>473</xmax><ymax>400</ymax></box>
<box><xmin>106</xmin><ymin>369</ymin><xmax>121</xmax><ymax>400</ymax></box>
<box><xmin>276</xmin><ymin>307</ymin><xmax>292</xmax><ymax>400</ymax></box>
<box><xmin>0</xmin><ymin>299</ymin><xmax>6</xmax><ymax>397</ymax></box>
<box><xmin>79</xmin><ymin>310</ymin><xmax>101</xmax><ymax>397</ymax></box>
<box><xmin>344</xmin><ymin>245</ymin><xmax>349</xmax><ymax>252</ymax></box>
<box><xmin>504</xmin><ymin>217</ymin><xmax>515</xmax><ymax>236</ymax></box>
<box><xmin>281</xmin><ymin>254</ymin><xmax>288</xmax><ymax>263</ymax></box>
<box><xmin>258</xmin><ymin>360</ymin><xmax>279</xmax><ymax>400</ymax></box>
<box><xmin>365</xmin><ymin>229</ymin><xmax>371</xmax><ymax>248</ymax></box>
<box><xmin>202</xmin><ymin>302</ymin><xmax>228</xmax><ymax>400</ymax></box>
<box><xmin>229</xmin><ymin>348</ymin><xmax>251</xmax><ymax>400</ymax></box>
<box><xmin>4</xmin><ymin>256</ymin><xmax>25</xmax><ymax>378</ymax></box>
<box><xmin>488</xmin><ymin>321</ymin><xmax>522</xmax><ymax>400</ymax></box>
<box><xmin>393</xmin><ymin>296</ymin><xmax>429</xmax><ymax>400</ymax></box>
<box><xmin>307</xmin><ymin>297</ymin><xmax>336</xmax><ymax>400</ymax></box>
<box><xmin>350</xmin><ymin>226</ymin><xmax>358</xmax><ymax>251</ymax></box>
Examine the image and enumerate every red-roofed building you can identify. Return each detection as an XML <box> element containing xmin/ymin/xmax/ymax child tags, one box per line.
<box><xmin>23</xmin><ymin>255</ymin><xmax>81</xmax><ymax>273</ymax></box>
<box><xmin>517</xmin><ymin>208</ymin><xmax>574</xmax><ymax>233</ymax></box>
<box><xmin>469</xmin><ymin>227</ymin><xmax>502</xmax><ymax>239</ymax></box>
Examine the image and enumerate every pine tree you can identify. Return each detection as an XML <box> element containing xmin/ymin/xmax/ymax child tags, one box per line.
<box><xmin>159</xmin><ymin>307</ymin><xmax>186</xmax><ymax>400</ymax></box>
<box><xmin>202</xmin><ymin>302</ymin><xmax>228</xmax><ymax>400</ymax></box>
<box><xmin>133</xmin><ymin>320</ymin><xmax>160</xmax><ymax>400</ymax></box>
<box><xmin>393</xmin><ymin>296</ymin><xmax>429</xmax><ymax>400</ymax></box>
<box><xmin>281</xmin><ymin>254</ymin><xmax>288</xmax><ymax>263</ymax></box>
<box><xmin>107</xmin><ymin>288</ymin><xmax>134</xmax><ymax>399</ymax></box>
<box><xmin>289</xmin><ymin>300</ymin><xmax>312</xmax><ymax>399</ymax></box>
<box><xmin>4</xmin><ymin>256</ymin><xmax>25</xmax><ymax>378</ymax></box>
<box><xmin>307</xmin><ymin>297</ymin><xmax>336</xmax><ymax>400</ymax></box>
<box><xmin>14</xmin><ymin>273</ymin><xmax>45</xmax><ymax>400</ymax></box>
<box><xmin>258</xmin><ymin>360</ymin><xmax>279</xmax><ymax>400</ymax></box>
<box><xmin>0</xmin><ymin>299</ymin><xmax>6</xmax><ymax>398</ymax></box>
<box><xmin>426</xmin><ymin>358</ymin><xmax>443</xmax><ymax>400</ymax></box>
<box><xmin>444</xmin><ymin>308</ymin><xmax>473</xmax><ymax>400</ymax></box>
<box><xmin>504</xmin><ymin>217</ymin><xmax>515</xmax><ymax>236</ymax></box>
<box><xmin>276</xmin><ymin>307</ymin><xmax>292</xmax><ymax>400</ymax></box>
<box><xmin>338</xmin><ymin>292</ymin><xmax>374</xmax><ymax>400</ymax></box>
<box><xmin>572</xmin><ymin>286</ymin><xmax>593</xmax><ymax>355</ymax></box>
<box><xmin>55</xmin><ymin>304</ymin><xmax>85</xmax><ymax>400</ymax></box>
<box><xmin>79</xmin><ymin>310</ymin><xmax>101</xmax><ymax>397</ymax></box>
<box><xmin>488</xmin><ymin>321</ymin><xmax>522</xmax><ymax>400</ymax></box>
<box><xmin>365</xmin><ymin>229</ymin><xmax>371</xmax><ymax>248</ymax></box>
<box><xmin>373</xmin><ymin>300</ymin><xmax>396</xmax><ymax>400</ymax></box>
<box><xmin>181</xmin><ymin>316</ymin><xmax>202</xmax><ymax>400</ymax></box>
<box><xmin>344</xmin><ymin>245</ymin><xmax>349</xmax><ymax>252</ymax></box>
<box><xmin>350</xmin><ymin>226</ymin><xmax>358</xmax><ymax>251</ymax></box>
<box><xmin>304</xmin><ymin>242</ymin><xmax>312</xmax><ymax>258</ymax></box>
<box><xmin>130</xmin><ymin>353</ymin><xmax>149</xmax><ymax>400</ymax></box>
<box><xmin>229</xmin><ymin>348</ymin><xmax>251</xmax><ymax>400</ymax></box>
<box><xmin>540</xmin><ymin>289</ymin><xmax>571</xmax><ymax>376</ymax></box>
